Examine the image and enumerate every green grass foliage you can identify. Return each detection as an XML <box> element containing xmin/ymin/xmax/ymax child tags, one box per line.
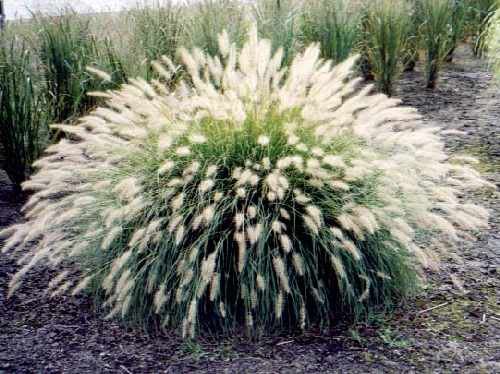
<box><xmin>417</xmin><ymin>0</ymin><xmax>454</xmax><ymax>89</ymax></box>
<box><xmin>0</xmin><ymin>39</ymin><xmax>49</xmax><ymax>188</ymax></box>
<box><xmin>301</xmin><ymin>0</ymin><xmax>360</xmax><ymax>64</ymax></box>
<box><xmin>361</xmin><ymin>0</ymin><xmax>412</xmax><ymax>96</ymax></box>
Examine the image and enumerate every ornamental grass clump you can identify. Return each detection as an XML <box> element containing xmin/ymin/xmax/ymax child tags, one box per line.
<box><xmin>0</xmin><ymin>39</ymin><xmax>50</xmax><ymax>189</ymax></box>
<box><xmin>131</xmin><ymin>1</ymin><xmax>186</xmax><ymax>79</ymax></box>
<box><xmin>37</xmin><ymin>12</ymin><xmax>128</xmax><ymax>123</ymax></box>
<box><xmin>1</xmin><ymin>27</ymin><xmax>492</xmax><ymax>338</ymax></box>
<box><xmin>301</xmin><ymin>0</ymin><xmax>361</xmax><ymax>64</ymax></box>
<box><xmin>403</xmin><ymin>8</ymin><xmax>419</xmax><ymax>72</ymax></box>
<box><xmin>466</xmin><ymin>0</ymin><xmax>498</xmax><ymax>56</ymax></box>
<box><xmin>417</xmin><ymin>0</ymin><xmax>454</xmax><ymax>89</ymax></box>
<box><xmin>486</xmin><ymin>6</ymin><xmax>500</xmax><ymax>79</ymax></box>
<box><xmin>186</xmin><ymin>0</ymin><xmax>247</xmax><ymax>57</ymax></box>
<box><xmin>447</xmin><ymin>0</ymin><xmax>467</xmax><ymax>62</ymax></box>
<box><xmin>254</xmin><ymin>0</ymin><xmax>301</xmax><ymax>66</ymax></box>
<box><xmin>361</xmin><ymin>0</ymin><xmax>413</xmax><ymax>96</ymax></box>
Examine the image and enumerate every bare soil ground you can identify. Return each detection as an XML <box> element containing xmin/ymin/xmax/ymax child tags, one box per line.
<box><xmin>1</xmin><ymin>46</ymin><xmax>499</xmax><ymax>373</ymax></box>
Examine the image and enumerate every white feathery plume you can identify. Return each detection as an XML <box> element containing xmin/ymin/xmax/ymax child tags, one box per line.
<box><xmin>209</xmin><ymin>272</ymin><xmax>221</xmax><ymax>301</ymax></box>
<box><xmin>234</xmin><ymin>232</ymin><xmax>247</xmax><ymax>273</ymax></box>
<box><xmin>358</xmin><ymin>275</ymin><xmax>371</xmax><ymax>302</ymax></box>
<box><xmin>87</xmin><ymin>66</ymin><xmax>112</xmax><ymax>82</ymax></box>
<box><xmin>305</xmin><ymin>205</ymin><xmax>322</xmax><ymax>227</ymax></box>
<box><xmin>234</xmin><ymin>212</ymin><xmax>245</xmax><ymax>230</ymax></box>
<box><xmin>292</xmin><ymin>253</ymin><xmax>305</xmax><ymax>276</ymax></box>
<box><xmin>330</xmin><ymin>255</ymin><xmax>346</xmax><ymax>279</ymax></box>
<box><xmin>199</xmin><ymin>179</ymin><xmax>215</xmax><ymax>194</ymax></box>
<box><xmin>158</xmin><ymin>134</ymin><xmax>173</xmax><ymax>151</ymax></box>
<box><xmin>198</xmin><ymin>251</ymin><xmax>218</xmax><ymax>298</ymax></box>
<box><xmin>171</xmin><ymin>193</ymin><xmax>184</xmax><ymax>212</ymax></box>
<box><xmin>101</xmin><ymin>226</ymin><xmax>122</xmax><ymax>250</ymax></box>
<box><xmin>71</xmin><ymin>275</ymin><xmax>95</xmax><ymax>296</ymax></box>
<box><xmin>247</xmin><ymin>205</ymin><xmax>257</xmax><ymax>219</ymax></box>
<box><xmin>205</xmin><ymin>165</ymin><xmax>218</xmax><ymax>178</ymax></box>
<box><xmin>279</xmin><ymin>234</ymin><xmax>292</xmax><ymax>253</ymax></box>
<box><xmin>280</xmin><ymin>209</ymin><xmax>291</xmax><ymax>220</ymax></box>
<box><xmin>189</xmin><ymin>133</ymin><xmax>207</xmax><ymax>144</ymax></box>
<box><xmin>341</xmin><ymin>240</ymin><xmax>362</xmax><ymax>261</ymax></box>
<box><xmin>247</xmin><ymin>224</ymin><xmax>263</xmax><ymax>245</ymax></box>
<box><xmin>175</xmin><ymin>146</ymin><xmax>191</xmax><ymax>156</ymax></box>
<box><xmin>201</xmin><ymin>205</ymin><xmax>215</xmax><ymax>226</ymax></box>
<box><xmin>257</xmin><ymin>135</ymin><xmax>270</xmax><ymax>146</ymax></box>
<box><xmin>271</xmin><ymin>220</ymin><xmax>283</xmax><ymax>234</ymax></box>
<box><xmin>102</xmin><ymin>250</ymin><xmax>133</xmax><ymax>292</ymax></box>
<box><xmin>129</xmin><ymin>227</ymin><xmax>146</xmax><ymax>247</ymax></box>
<box><xmin>158</xmin><ymin>159</ymin><xmax>174</xmax><ymax>175</ymax></box>
<box><xmin>213</xmin><ymin>191</ymin><xmax>223</xmax><ymax>202</ymax></box>
<box><xmin>303</xmin><ymin>215</ymin><xmax>319</xmax><ymax>235</ymax></box>
<box><xmin>273</xmin><ymin>256</ymin><xmax>291</xmax><ymax>293</ymax></box>
<box><xmin>175</xmin><ymin>225</ymin><xmax>185</xmax><ymax>246</ymax></box>
<box><xmin>256</xmin><ymin>274</ymin><xmax>266</xmax><ymax>291</ymax></box>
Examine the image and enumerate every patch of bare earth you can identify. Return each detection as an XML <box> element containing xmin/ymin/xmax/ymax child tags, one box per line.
<box><xmin>1</xmin><ymin>45</ymin><xmax>499</xmax><ymax>373</ymax></box>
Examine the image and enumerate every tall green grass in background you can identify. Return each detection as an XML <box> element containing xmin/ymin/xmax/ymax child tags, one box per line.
<box><xmin>187</xmin><ymin>0</ymin><xmax>248</xmax><ymax>56</ymax></box>
<box><xmin>0</xmin><ymin>39</ymin><xmax>49</xmax><ymax>189</ymax></box>
<box><xmin>37</xmin><ymin>13</ymin><xmax>129</xmax><ymax>123</ymax></box>
<box><xmin>254</xmin><ymin>0</ymin><xmax>301</xmax><ymax>66</ymax></box>
<box><xmin>417</xmin><ymin>0</ymin><xmax>454</xmax><ymax>89</ymax></box>
<box><xmin>302</xmin><ymin>0</ymin><xmax>360</xmax><ymax>64</ymax></box>
<box><xmin>486</xmin><ymin>4</ymin><xmax>500</xmax><ymax>79</ymax></box>
<box><xmin>131</xmin><ymin>1</ymin><xmax>185</xmax><ymax>79</ymax></box>
<box><xmin>466</xmin><ymin>0</ymin><xmax>498</xmax><ymax>56</ymax></box>
<box><xmin>402</xmin><ymin>6</ymin><xmax>419</xmax><ymax>72</ymax></box>
<box><xmin>37</xmin><ymin>13</ymin><xmax>98</xmax><ymax>122</ymax></box>
<box><xmin>447</xmin><ymin>0</ymin><xmax>467</xmax><ymax>62</ymax></box>
<box><xmin>361</xmin><ymin>0</ymin><xmax>412</xmax><ymax>96</ymax></box>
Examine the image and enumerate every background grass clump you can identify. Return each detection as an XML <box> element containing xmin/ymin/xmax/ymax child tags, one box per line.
<box><xmin>130</xmin><ymin>0</ymin><xmax>186</xmax><ymax>79</ymax></box>
<box><xmin>36</xmin><ymin>12</ymin><xmax>129</xmax><ymax>123</ymax></box>
<box><xmin>416</xmin><ymin>0</ymin><xmax>455</xmax><ymax>89</ymax></box>
<box><xmin>1</xmin><ymin>27</ymin><xmax>491</xmax><ymax>339</ymax></box>
<box><xmin>301</xmin><ymin>0</ymin><xmax>360</xmax><ymax>64</ymax></box>
<box><xmin>361</xmin><ymin>0</ymin><xmax>412</xmax><ymax>96</ymax></box>
<box><xmin>466</xmin><ymin>0</ymin><xmax>499</xmax><ymax>56</ymax></box>
<box><xmin>254</xmin><ymin>0</ymin><xmax>302</xmax><ymax>66</ymax></box>
<box><xmin>485</xmin><ymin>3</ymin><xmax>500</xmax><ymax>79</ymax></box>
<box><xmin>187</xmin><ymin>0</ymin><xmax>248</xmax><ymax>56</ymax></box>
<box><xmin>0</xmin><ymin>37</ymin><xmax>49</xmax><ymax>189</ymax></box>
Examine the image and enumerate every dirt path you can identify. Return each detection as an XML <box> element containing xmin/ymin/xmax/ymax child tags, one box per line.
<box><xmin>1</xmin><ymin>46</ymin><xmax>499</xmax><ymax>373</ymax></box>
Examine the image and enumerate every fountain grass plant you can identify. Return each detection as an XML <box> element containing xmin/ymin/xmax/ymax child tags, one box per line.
<box><xmin>1</xmin><ymin>27</ymin><xmax>491</xmax><ymax>338</ymax></box>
